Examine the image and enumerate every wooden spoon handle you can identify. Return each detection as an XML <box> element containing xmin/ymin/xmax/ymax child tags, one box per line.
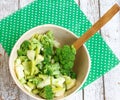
<box><xmin>73</xmin><ymin>4</ymin><xmax>120</xmax><ymax>50</ymax></box>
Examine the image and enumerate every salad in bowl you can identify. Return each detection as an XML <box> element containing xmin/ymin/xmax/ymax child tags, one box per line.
<box><xmin>9</xmin><ymin>24</ymin><xmax>90</xmax><ymax>100</ymax></box>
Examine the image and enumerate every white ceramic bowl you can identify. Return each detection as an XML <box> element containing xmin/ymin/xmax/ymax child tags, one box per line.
<box><xmin>9</xmin><ymin>24</ymin><xmax>91</xmax><ymax>100</ymax></box>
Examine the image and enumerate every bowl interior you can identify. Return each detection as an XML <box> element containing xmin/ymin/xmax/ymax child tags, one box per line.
<box><xmin>9</xmin><ymin>25</ymin><xmax>90</xmax><ymax>100</ymax></box>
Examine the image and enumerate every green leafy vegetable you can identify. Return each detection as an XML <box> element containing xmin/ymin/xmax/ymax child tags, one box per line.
<box><xmin>43</xmin><ymin>63</ymin><xmax>60</xmax><ymax>76</ymax></box>
<box><xmin>56</xmin><ymin>45</ymin><xmax>76</xmax><ymax>78</ymax></box>
<box><xmin>15</xmin><ymin>31</ymin><xmax>77</xmax><ymax>99</ymax></box>
<box><xmin>39</xmin><ymin>85</ymin><xmax>54</xmax><ymax>100</ymax></box>
<box><xmin>40</xmin><ymin>31</ymin><xmax>54</xmax><ymax>64</ymax></box>
<box><xmin>17</xmin><ymin>40</ymin><xmax>30</xmax><ymax>56</ymax></box>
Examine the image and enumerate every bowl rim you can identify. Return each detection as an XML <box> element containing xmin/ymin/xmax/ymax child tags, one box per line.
<box><xmin>9</xmin><ymin>24</ymin><xmax>91</xmax><ymax>100</ymax></box>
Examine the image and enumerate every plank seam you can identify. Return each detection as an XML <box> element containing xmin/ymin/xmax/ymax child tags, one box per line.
<box><xmin>102</xmin><ymin>76</ymin><xmax>106</xmax><ymax>100</ymax></box>
<box><xmin>18</xmin><ymin>0</ymin><xmax>20</xmax><ymax>9</ymax></box>
<box><xmin>97</xmin><ymin>0</ymin><xmax>102</xmax><ymax>35</ymax></box>
<box><xmin>82</xmin><ymin>89</ymin><xmax>84</xmax><ymax>100</ymax></box>
<box><xmin>78</xmin><ymin>0</ymin><xmax>80</xmax><ymax>6</ymax></box>
<box><xmin>98</xmin><ymin>0</ymin><xmax>106</xmax><ymax>99</ymax></box>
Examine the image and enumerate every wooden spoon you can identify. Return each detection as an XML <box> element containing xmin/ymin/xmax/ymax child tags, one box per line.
<box><xmin>73</xmin><ymin>4</ymin><xmax>120</xmax><ymax>50</ymax></box>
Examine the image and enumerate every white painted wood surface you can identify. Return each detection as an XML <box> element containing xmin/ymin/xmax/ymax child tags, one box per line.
<box><xmin>100</xmin><ymin>1</ymin><xmax>120</xmax><ymax>100</ymax></box>
<box><xmin>0</xmin><ymin>0</ymin><xmax>120</xmax><ymax>100</ymax></box>
<box><xmin>80</xmin><ymin>1</ymin><xmax>104</xmax><ymax>100</ymax></box>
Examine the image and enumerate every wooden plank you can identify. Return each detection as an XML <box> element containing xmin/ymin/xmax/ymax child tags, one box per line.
<box><xmin>80</xmin><ymin>0</ymin><xmax>104</xmax><ymax>100</ymax></box>
<box><xmin>99</xmin><ymin>0</ymin><xmax>120</xmax><ymax>100</ymax></box>
<box><xmin>80</xmin><ymin>0</ymin><xmax>100</xmax><ymax>24</ymax></box>
<box><xmin>66</xmin><ymin>91</ymin><xmax>83</xmax><ymax>100</ymax></box>
<box><xmin>17</xmin><ymin>0</ymin><xmax>35</xmax><ymax>100</ymax></box>
<box><xmin>0</xmin><ymin>0</ymin><xmax>18</xmax><ymax>19</ymax></box>
<box><xmin>84</xmin><ymin>79</ymin><xmax>104</xmax><ymax>100</ymax></box>
<box><xmin>99</xmin><ymin>0</ymin><xmax>120</xmax><ymax>59</ymax></box>
<box><xmin>0</xmin><ymin>45</ymin><xmax>19</xmax><ymax>100</ymax></box>
<box><xmin>104</xmin><ymin>65</ymin><xmax>120</xmax><ymax>100</ymax></box>
<box><xmin>20</xmin><ymin>0</ymin><xmax>33</xmax><ymax>8</ymax></box>
<box><xmin>19</xmin><ymin>90</ymin><xmax>35</xmax><ymax>100</ymax></box>
<box><xmin>0</xmin><ymin>1</ymin><xmax>20</xmax><ymax>100</ymax></box>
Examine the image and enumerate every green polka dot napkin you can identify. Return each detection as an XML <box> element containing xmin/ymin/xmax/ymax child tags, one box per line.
<box><xmin>0</xmin><ymin>0</ymin><xmax>119</xmax><ymax>89</ymax></box>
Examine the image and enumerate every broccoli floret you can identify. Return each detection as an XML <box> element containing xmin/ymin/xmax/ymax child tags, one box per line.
<box><xmin>29</xmin><ymin>38</ymin><xmax>41</xmax><ymax>51</ymax></box>
<box><xmin>19</xmin><ymin>56</ymin><xmax>29</xmax><ymax>62</ymax></box>
<box><xmin>28</xmin><ymin>76</ymin><xmax>43</xmax><ymax>86</ymax></box>
<box><xmin>36</xmin><ymin>63</ymin><xmax>43</xmax><ymax>70</ymax></box>
<box><xmin>43</xmin><ymin>64</ymin><xmax>53</xmax><ymax>75</ymax></box>
<box><xmin>43</xmin><ymin>63</ymin><xmax>60</xmax><ymax>76</ymax></box>
<box><xmin>56</xmin><ymin>45</ymin><xmax>76</xmax><ymax>78</ymax></box>
<box><xmin>39</xmin><ymin>85</ymin><xmax>54</xmax><ymax>100</ymax></box>
<box><xmin>31</xmin><ymin>33</ymin><xmax>42</xmax><ymax>41</ymax></box>
<box><xmin>17</xmin><ymin>40</ymin><xmax>31</xmax><ymax>56</ymax></box>
<box><xmin>60</xmin><ymin>69</ymin><xmax>76</xmax><ymax>79</ymax></box>
<box><xmin>43</xmin><ymin>55</ymin><xmax>51</xmax><ymax>65</ymax></box>
<box><xmin>28</xmin><ymin>77</ymin><xmax>40</xmax><ymax>85</ymax></box>
<box><xmin>40</xmin><ymin>31</ymin><xmax>54</xmax><ymax>51</ymax></box>
<box><xmin>70</xmin><ymin>70</ymin><xmax>77</xmax><ymax>79</ymax></box>
<box><xmin>40</xmin><ymin>31</ymin><xmax>54</xmax><ymax>64</ymax></box>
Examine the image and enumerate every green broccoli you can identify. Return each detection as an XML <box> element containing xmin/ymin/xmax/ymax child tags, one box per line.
<box><xmin>17</xmin><ymin>40</ymin><xmax>31</xmax><ymax>56</ymax></box>
<box><xmin>31</xmin><ymin>33</ymin><xmax>42</xmax><ymax>41</ymax></box>
<box><xmin>70</xmin><ymin>70</ymin><xmax>77</xmax><ymax>79</ymax></box>
<box><xmin>28</xmin><ymin>76</ymin><xmax>42</xmax><ymax>85</ymax></box>
<box><xmin>29</xmin><ymin>38</ymin><xmax>41</xmax><ymax>51</ymax></box>
<box><xmin>40</xmin><ymin>31</ymin><xmax>54</xmax><ymax>53</ymax></box>
<box><xmin>56</xmin><ymin>45</ymin><xmax>76</xmax><ymax>78</ymax></box>
<box><xmin>19</xmin><ymin>56</ymin><xmax>29</xmax><ymax>62</ymax></box>
<box><xmin>39</xmin><ymin>85</ymin><xmax>54</xmax><ymax>100</ymax></box>
<box><xmin>43</xmin><ymin>63</ymin><xmax>60</xmax><ymax>76</ymax></box>
<box><xmin>17</xmin><ymin>36</ymin><xmax>42</xmax><ymax>56</ymax></box>
<box><xmin>40</xmin><ymin>31</ymin><xmax>54</xmax><ymax>64</ymax></box>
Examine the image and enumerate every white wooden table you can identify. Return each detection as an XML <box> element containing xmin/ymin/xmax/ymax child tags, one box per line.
<box><xmin>0</xmin><ymin>0</ymin><xmax>120</xmax><ymax>100</ymax></box>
